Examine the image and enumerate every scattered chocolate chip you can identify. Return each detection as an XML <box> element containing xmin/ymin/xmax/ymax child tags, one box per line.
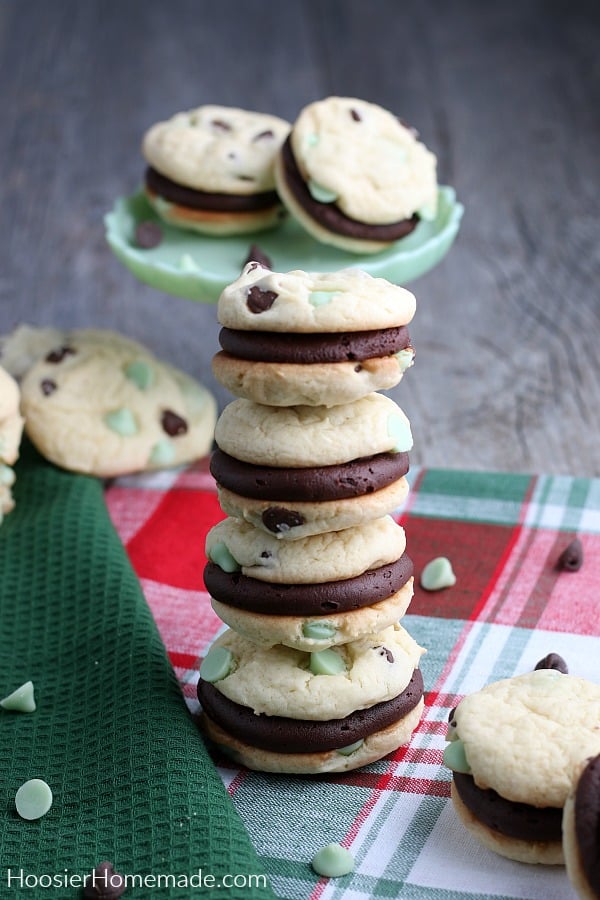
<box><xmin>262</xmin><ymin>507</ymin><xmax>305</xmax><ymax>534</ymax></box>
<box><xmin>161</xmin><ymin>409</ymin><xmax>188</xmax><ymax>437</ymax></box>
<box><xmin>243</xmin><ymin>244</ymin><xmax>273</xmax><ymax>271</ymax></box>
<box><xmin>375</xmin><ymin>646</ymin><xmax>394</xmax><ymax>663</ymax></box>
<box><xmin>253</xmin><ymin>129</ymin><xmax>274</xmax><ymax>141</ymax></box>
<box><xmin>350</xmin><ymin>108</ymin><xmax>362</xmax><ymax>122</ymax></box>
<box><xmin>134</xmin><ymin>219</ymin><xmax>163</xmax><ymax>249</ymax></box>
<box><xmin>45</xmin><ymin>346</ymin><xmax>75</xmax><ymax>364</ymax></box>
<box><xmin>556</xmin><ymin>538</ymin><xmax>583</xmax><ymax>572</ymax></box>
<box><xmin>40</xmin><ymin>378</ymin><xmax>57</xmax><ymax>396</ymax></box>
<box><xmin>211</xmin><ymin>118</ymin><xmax>231</xmax><ymax>131</ymax></box>
<box><xmin>246</xmin><ymin>285</ymin><xmax>278</xmax><ymax>313</ymax></box>
<box><xmin>534</xmin><ymin>652</ymin><xmax>568</xmax><ymax>674</ymax></box>
<box><xmin>83</xmin><ymin>860</ymin><xmax>126</xmax><ymax>899</ymax></box>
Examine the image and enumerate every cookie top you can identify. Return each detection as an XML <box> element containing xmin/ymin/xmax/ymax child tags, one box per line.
<box><xmin>214</xmin><ymin>394</ymin><xmax>412</xmax><ymax>467</ymax></box>
<box><xmin>289</xmin><ymin>97</ymin><xmax>437</xmax><ymax>224</ymax></box>
<box><xmin>142</xmin><ymin>105</ymin><xmax>290</xmax><ymax>194</ymax></box>
<box><xmin>447</xmin><ymin>669</ymin><xmax>600</xmax><ymax>808</ymax></box>
<box><xmin>203</xmin><ymin>623</ymin><xmax>424</xmax><ymax>720</ymax></box>
<box><xmin>0</xmin><ymin>364</ymin><xmax>24</xmax><ymax>466</ymax></box>
<box><xmin>206</xmin><ymin>515</ymin><xmax>406</xmax><ymax>584</ymax></box>
<box><xmin>217</xmin><ymin>265</ymin><xmax>416</xmax><ymax>332</ymax></box>
<box><xmin>19</xmin><ymin>329</ymin><xmax>217</xmax><ymax>477</ymax></box>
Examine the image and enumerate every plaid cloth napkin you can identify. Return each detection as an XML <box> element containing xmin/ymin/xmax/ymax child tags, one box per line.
<box><xmin>0</xmin><ymin>443</ymin><xmax>274</xmax><ymax>899</ymax></box>
<box><xmin>106</xmin><ymin>460</ymin><xmax>600</xmax><ymax>900</ymax></box>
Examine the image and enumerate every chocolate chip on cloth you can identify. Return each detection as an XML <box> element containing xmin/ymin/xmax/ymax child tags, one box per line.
<box><xmin>274</xmin><ymin>96</ymin><xmax>438</xmax><ymax>254</ymax></box>
<box><xmin>16</xmin><ymin>327</ymin><xmax>216</xmax><ymax>477</ymax></box>
<box><xmin>83</xmin><ymin>861</ymin><xmax>126</xmax><ymax>899</ymax></box>
<box><xmin>557</xmin><ymin>537</ymin><xmax>584</xmax><ymax>572</ymax></box>
<box><xmin>213</xmin><ymin>264</ymin><xmax>416</xmax><ymax>407</ymax></box>
<box><xmin>141</xmin><ymin>104</ymin><xmax>290</xmax><ymax>236</ymax></box>
<box><xmin>443</xmin><ymin>669</ymin><xmax>600</xmax><ymax>864</ymax></box>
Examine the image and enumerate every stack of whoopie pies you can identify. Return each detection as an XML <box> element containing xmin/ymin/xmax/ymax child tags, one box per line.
<box><xmin>197</xmin><ymin>262</ymin><xmax>427</xmax><ymax>774</ymax></box>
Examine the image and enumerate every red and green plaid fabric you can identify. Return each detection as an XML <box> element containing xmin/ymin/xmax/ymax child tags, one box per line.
<box><xmin>106</xmin><ymin>463</ymin><xmax>600</xmax><ymax>900</ymax></box>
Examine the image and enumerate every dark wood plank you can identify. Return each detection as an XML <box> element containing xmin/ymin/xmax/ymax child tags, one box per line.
<box><xmin>1</xmin><ymin>0</ymin><xmax>598</xmax><ymax>475</ymax></box>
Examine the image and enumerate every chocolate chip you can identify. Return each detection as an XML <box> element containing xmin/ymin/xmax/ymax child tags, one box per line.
<box><xmin>398</xmin><ymin>117</ymin><xmax>420</xmax><ymax>138</ymax></box>
<box><xmin>45</xmin><ymin>346</ymin><xmax>75</xmax><ymax>364</ymax></box>
<box><xmin>83</xmin><ymin>861</ymin><xmax>125</xmax><ymax>899</ymax></box>
<box><xmin>236</xmin><ymin>174</ymin><xmax>255</xmax><ymax>182</ymax></box>
<box><xmin>260</xmin><ymin>550</ymin><xmax>272</xmax><ymax>559</ymax></box>
<box><xmin>243</xmin><ymin>245</ymin><xmax>272</xmax><ymax>271</ymax></box>
<box><xmin>262</xmin><ymin>507</ymin><xmax>305</xmax><ymax>534</ymax></box>
<box><xmin>246</xmin><ymin>285</ymin><xmax>278</xmax><ymax>313</ymax></box>
<box><xmin>376</xmin><ymin>646</ymin><xmax>394</xmax><ymax>663</ymax></box>
<box><xmin>161</xmin><ymin>409</ymin><xmax>188</xmax><ymax>437</ymax></box>
<box><xmin>556</xmin><ymin>538</ymin><xmax>583</xmax><ymax>572</ymax></box>
<box><xmin>354</xmin><ymin>365</ymin><xmax>362</xmax><ymax>373</ymax></box>
<box><xmin>134</xmin><ymin>220</ymin><xmax>163</xmax><ymax>249</ymax></box>
<box><xmin>350</xmin><ymin>108</ymin><xmax>362</xmax><ymax>122</ymax></box>
<box><xmin>534</xmin><ymin>653</ymin><xmax>569</xmax><ymax>674</ymax></box>
<box><xmin>253</xmin><ymin>129</ymin><xmax>274</xmax><ymax>141</ymax></box>
<box><xmin>40</xmin><ymin>378</ymin><xmax>57</xmax><ymax>396</ymax></box>
<box><xmin>448</xmin><ymin>706</ymin><xmax>456</xmax><ymax>723</ymax></box>
<box><xmin>211</xmin><ymin>118</ymin><xmax>231</xmax><ymax>131</ymax></box>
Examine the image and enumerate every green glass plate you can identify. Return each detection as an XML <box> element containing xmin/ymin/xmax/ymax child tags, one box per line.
<box><xmin>104</xmin><ymin>185</ymin><xmax>463</xmax><ymax>303</ymax></box>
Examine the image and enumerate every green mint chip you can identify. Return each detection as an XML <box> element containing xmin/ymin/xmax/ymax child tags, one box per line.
<box><xmin>200</xmin><ymin>646</ymin><xmax>234</xmax><ymax>683</ymax></box>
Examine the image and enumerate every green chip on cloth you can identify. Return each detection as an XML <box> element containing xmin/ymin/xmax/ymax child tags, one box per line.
<box><xmin>0</xmin><ymin>443</ymin><xmax>274</xmax><ymax>899</ymax></box>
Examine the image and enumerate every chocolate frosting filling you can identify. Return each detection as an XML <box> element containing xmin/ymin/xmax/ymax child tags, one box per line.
<box><xmin>281</xmin><ymin>136</ymin><xmax>419</xmax><ymax>241</ymax></box>
<box><xmin>210</xmin><ymin>449</ymin><xmax>410</xmax><ymax>502</ymax></box>
<box><xmin>453</xmin><ymin>772</ymin><xmax>563</xmax><ymax>843</ymax></box>
<box><xmin>203</xmin><ymin>552</ymin><xmax>413</xmax><ymax>616</ymax></box>
<box><xmin>575</xmin><ymin>754</ymin><xmax>600</xmax><ymax>893</ymax></box>
<box><xmin>218</xmin><ymin>325</ymin><xmax>411</xmax><ymax>364</ymax></box>
<box><xmin>198</xmin><ymin>668</ymin><xmax>423</xmax><ymax>753</ymax></box>
<box><xmin>145</xmin><ymin>166</ymin><xmax>279</xmax><ymax>212</ymax></box>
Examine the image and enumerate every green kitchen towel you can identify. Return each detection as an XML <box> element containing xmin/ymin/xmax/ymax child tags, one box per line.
<box><xmin>0</xmin><ymin>443</ymin><xmax>274</xmax><ymax>899</ymax></box>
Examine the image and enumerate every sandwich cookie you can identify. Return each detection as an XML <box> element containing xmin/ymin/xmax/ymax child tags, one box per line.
<box><xmin>0</xmin><ymin>365</ymin><xmax>24</xmax><ymax>521</ymax></box>
<box><xmin>18</xmin><ymin>328</ymin><xmax>217</xmax><ymax>477</ymax></box>
<box><xmin>212</xmin><ymin>394</ymin><xmax>412</xmax><ymax>539</ymax></box>
<box><xmin>142</xmin><ymin>105</ymin><xmax>290</xmax><ymax>235</ymax></box>
<box><xmin>213</xmin><ymin>265</ymin><xmax>416</xmax><ymax>407</ymax></box>
<box><xmin>205</xmin><ymin>515</ymin><xmax>412</xmax><ymax>650</ymax></box>
<box><xmin>197</xmin><ymin>624</ymin><xmax>425</xmax><ymax>773</ymax></box>
<box><xmin>563</xmin><ymin>755</ymin><xmax>600</xmax><ymax>899</ymax></box>
<box><xmin>274</xmin><ymin>96</ymin><xmax>438</xmax><ymax>254</ymax></box>
<box><xmin>444</xmin><ymin>667</ymin><xmax>600</xmax><ymax>864</ymax></box>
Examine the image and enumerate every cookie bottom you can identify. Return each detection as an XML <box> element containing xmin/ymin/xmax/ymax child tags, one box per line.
<box><xmin>450</xmin><ymin>782</ymin><xmax>564</xmax><ymax>865</ymax></box>
<box><xmin>212</xmin><ymin>351</ymin><xmax>411</xmax><ymax>407</ymax></box>
<box><xmin>211</xmin><ymin>578</ymin><xmax>413</xmax><ymax>650</ymax></box>
<box><xmin>200</xmin><ymin>698</ymin><xmax>424</xmax><ymax>774</ymax></box>
<box><xmin>145</xmin><ymin>188</ymin><xmax>283</xmax><ymax>236</ymax></box>
<box><xmin>217</xmin><ymin>476</ymin><xmax>410</xmax><ymax>541</ymax></box>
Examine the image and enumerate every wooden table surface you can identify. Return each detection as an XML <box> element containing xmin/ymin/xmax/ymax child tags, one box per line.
<box><xmin>1</xmin><ymin>0</ymin><xmax>598</xmax><ymax>476</ymax></box>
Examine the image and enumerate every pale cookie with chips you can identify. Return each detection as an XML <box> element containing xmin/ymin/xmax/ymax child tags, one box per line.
<box><xmin>205</xmin><ymin>514</ymin><xmax>406</xmax><ymax>584</ymax></box>
<box><xmin>275</xmin><ymin>96</ymin><xmax>438</xmax><ymax>253</ymax></box>
<box><xmin>213</xmin><ymin>264</ymin><xmax>415</xmax><ymax>407</ymax></box>
<box><xmin>562</xmin><ymin>755</ymin><xmax>600</xmax><ymax>899</ymax></box>
<box><xmin>142</xmin><ymin>104</ymin><xmax>290</xmax><ymax>235</ymax></box>
<box><xmin>197</xmin><ymin>624</ymin><xmax>425</xmax><ymax>774</ymax></box>
<box><xmin>444</xmin><ymin>667</ymin><xmax>600</xmax><ymax>865</ymax></box>
<box><xmin>0</xmin><ymin>365</ymin><xmax>24</xmax><ymax>522</ymax></box>
<box><xmin>18</xmin><ymin>329</ymin><xmax>217</xmax><ymax>477</ymax></box>
<box><xmin>214</xmin><ymin>394</ymin><xmax>412</xmax><ymax>467</ymax></box>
